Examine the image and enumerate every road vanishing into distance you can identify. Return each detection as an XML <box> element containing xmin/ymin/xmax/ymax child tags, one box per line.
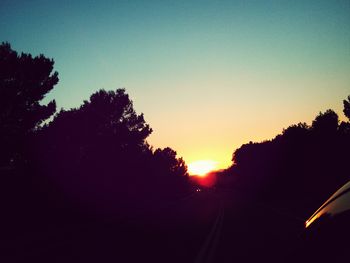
<box><xmin>2</xmin><ymin>188</ymin><xmax>304</xmax><ymax>263</ymax></box>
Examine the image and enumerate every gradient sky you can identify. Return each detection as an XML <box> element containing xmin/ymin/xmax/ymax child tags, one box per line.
<box><xmin>1</xmin><ymin>0</ymin><xmax>349</xmax><ymax>169</ymax></box>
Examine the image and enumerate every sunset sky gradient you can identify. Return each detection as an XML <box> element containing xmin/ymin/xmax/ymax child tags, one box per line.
<box><xmin>1</xmin><ymin>0</ymin><xmax>349</xmax><ymax>169</ymax></box>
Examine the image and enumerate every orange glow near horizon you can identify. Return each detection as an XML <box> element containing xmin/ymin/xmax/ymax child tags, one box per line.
<box><xmin>188</xmin><ymin>160</ymin><xmax>217</xmax><ymax>176</ymax></box>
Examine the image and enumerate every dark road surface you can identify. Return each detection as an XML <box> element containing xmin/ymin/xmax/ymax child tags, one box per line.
<box><xmin>1</xmin><ymin>188</ymin><xmax>304</xmax><ymax>263</ymax></box>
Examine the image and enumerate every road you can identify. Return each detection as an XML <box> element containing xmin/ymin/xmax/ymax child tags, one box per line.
<box><xmin>1</xmin><ymin>188</ymin><xmax>304</xmax><ymax>263</ymax></box>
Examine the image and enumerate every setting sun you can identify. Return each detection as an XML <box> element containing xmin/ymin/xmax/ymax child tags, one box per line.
<box><xmin>188</xmin><ymin>160</ymin><xmax>217</xmax><ymax>176</ymax></box>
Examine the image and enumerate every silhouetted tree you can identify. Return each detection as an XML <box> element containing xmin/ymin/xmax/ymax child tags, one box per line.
<box><xmin>154</xmin><ymin>147</ymin><xmax>188</xmax><ymax>177</ymax></box>
<box><xmin>42</xmin><ymin>89</ymin><xmax>153</xmax><ymax>174</ymax></box>
<box><xmin>282</xmin><ymin>122</ymin><xmax>310</xmax><ymax>140</ymax></box>
<box><xmin>0</xmin><ymin>42</ymin><xmax>58</xmax><ymax>167</ymax></box>
<box><xmin>0</xmin><ymin>44</ymin><xmax>194</xmax><ymax>261</ymax></box>
<box><xmin>339</xmin><ymin>96</ymin><xmax>350</xmax><ymax>135</ymax></box>
<box><xmin>39</xmin><ymin>88</ymin><xmax>190</xmax><ymax>212</ymax></box>
<box><xmin>226</xmin><ymin>97</ymin><xmax>350</xmax><ymax>218</ymax></box>
<box><xmin>344</xmin><ymin>95</ymin><xmax>350</xmax><ymax>121</ymax></box>
<box><xmin>311</xmin><ymin>109</ymin><xmax>339</xmax><ymax>135</ymax></box>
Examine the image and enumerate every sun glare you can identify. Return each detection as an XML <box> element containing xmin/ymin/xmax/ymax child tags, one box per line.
<box><xmin>188</xmin><ymin>160</ymin><xmax>217</xmax><ymax>176</ymax></box>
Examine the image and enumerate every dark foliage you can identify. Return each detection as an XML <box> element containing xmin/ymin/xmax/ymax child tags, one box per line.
<box><xmin>41</xmin><ymin>88</ymin><xmax>153</xmax><ymax>172</ymax></box>
<box><xmin>153</xmin><ymin>147</ymin><xmax>188</xmax><ymax>178</ymax></box>
<box><xmin>311</xmin><ymin>109</ymin><xmax>338</xmax><ymax>135</ymax></box>
<box><xmin>1</xmin><ymin>44</ymin><xmax>189</xmax><ymax>221</ymax></box>
<box><xmin>228</xmin><ymin>105</ymin><xmax>350</xmax><ymax>218</ymax></box>
<box><xmin>34</xmin><ymin>88</ymin><xmax>189</xmax><ymax>214</ymax></box>
<box><xmin>344</xmin><ymin>95</ymin><xmax>350</xmax><ymax>120</ymax></box>
<box><xmin>0</xmin><ymin>42</ymin><xmax>58</xmax><ymax>166</ymax></box>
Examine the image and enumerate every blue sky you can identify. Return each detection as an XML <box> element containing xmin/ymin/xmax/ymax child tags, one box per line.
<box><xmin>1</xmin><ymin>0</ymin><xmax>350</xmax><ymax>168</ymax></box>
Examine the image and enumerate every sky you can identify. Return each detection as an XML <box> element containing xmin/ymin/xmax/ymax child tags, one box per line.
<box><xmin>1</xmin><ymin>0</ymin><xmax>350</xmax><ymax>169</ymax></box>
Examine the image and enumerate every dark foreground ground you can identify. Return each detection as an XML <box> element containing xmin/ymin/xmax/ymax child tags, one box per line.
<box><xmin>0</xmin><ymin>183</ymin><xmax>306</xmax><ymax>263</ymax></box>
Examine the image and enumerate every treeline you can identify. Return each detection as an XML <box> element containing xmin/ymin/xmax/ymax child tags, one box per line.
<box><xmin>2</xmin><ymin>41</ymin><xmax>349</xmax><ymax>220</ymax></box>
<box><xmin>226</xmin><ymin>98</ymin><xmax>350</xmax><ymax>217</ymax></box>
<box><xmin>0</xmin><ymin>42</ymin><xmax>189</xmax><ymax>216</ymax></box>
